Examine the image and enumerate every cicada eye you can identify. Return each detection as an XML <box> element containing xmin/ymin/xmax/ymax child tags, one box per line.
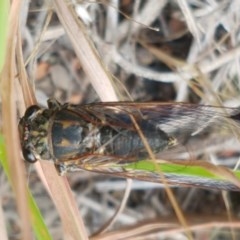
<box><xmin>22</xmin><ymin>148</ymin><xmax>37</xmax><ymax>163</ymax></box>
<box><xmin>24</xmin><ymin>105</ymin><xmax>41</xmax><ymax>120</ymax></box>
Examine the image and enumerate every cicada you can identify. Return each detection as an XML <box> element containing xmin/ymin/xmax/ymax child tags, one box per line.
<box><xmin>18</xmin><ymin>99</ymin><xmax>240</xmax><ymax>191</ymax></box>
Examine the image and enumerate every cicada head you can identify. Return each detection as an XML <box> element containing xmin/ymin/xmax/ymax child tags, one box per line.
<box><xmin>19</xmin><ymin>105</ymin><xmax>53</xmax><ymax>163</ymax></box>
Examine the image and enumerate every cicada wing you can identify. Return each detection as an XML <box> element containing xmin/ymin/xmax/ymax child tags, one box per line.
<box><xmin>53</xmin><ymin>102</ymin><xmax>240</xmax><ymax>191</ymax></box>
<box><xmin>67</xmin><ymin>102</ymin><xmax>240</xmax><ymax>148</ymax></box>
<box><xmin>55</xmin><ymin>154</ymin><xmax>130</xmax><ymax>175</ymax></box>
<box><xmin>56</xmin><ymin>154</ymin><xmax>240</xmax><ymax>191</ymax></box>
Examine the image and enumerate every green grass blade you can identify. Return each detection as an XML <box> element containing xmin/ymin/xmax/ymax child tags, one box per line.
<box><xmin>0</xmin><ymin>135</ymin><xmax>52</xmax><ymax>240</ymax></box>
<box><xmin>0</xmin><ymin>0</ymin><xmax>9</xmax><ymax>71</ymax></box>
<box><xmin>124</xmin><ymin>160</ymin><xmax>240</xmax><ymax>187</ymax></box>
<box><xmin>27</xmin><ymin>190</ymin><xmax>53</xmax><ymax>240</ymax></box>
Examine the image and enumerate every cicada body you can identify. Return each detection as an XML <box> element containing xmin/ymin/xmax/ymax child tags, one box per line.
<box><xmin>19</xmin><ymin>99</ymin><xmax>176</xmax><ymax>164</ymax></box>
<box><xmin>19</xmin><ymin>99</ymin><xmax>240</xmax><ymax>191</ymax></box>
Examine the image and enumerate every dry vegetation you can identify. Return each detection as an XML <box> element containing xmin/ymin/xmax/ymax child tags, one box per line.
<box><xmin>1</xmin><ymin>0</ymin><xmax>240</xmax><ymax>239</ymax></box>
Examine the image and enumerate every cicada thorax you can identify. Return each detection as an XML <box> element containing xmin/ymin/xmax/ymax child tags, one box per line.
<box><xmin>51</xmin><ymin>108</ymin><xmax>94</xmax><ymax>160</ymax></box>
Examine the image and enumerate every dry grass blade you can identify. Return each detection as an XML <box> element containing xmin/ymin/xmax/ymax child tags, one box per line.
<box><xmin>0</xmin><ymin>198</ymin><xmax>8</xmax><ymax>240</ymax></box>
<box><xmin>0</xmin><ymin>1</ymin><xmax>32</xmax><ymax>239</ymax></box>
<box><xmin>92</xmin><ymin>179</ymin><xmax>132</xmax><ymax>236</ymax></box>
<box><xmin>37</xmin><ymin>161</ymin><xmax>89</xmax><ymax>239</ymax></box>
<box><xmin>222</xmin><ymin>191</ymin><xmax>236</xmax><ymax>240</ymax></box>
<box><xmin>90</xmin><ymin>217</ymin><xmax>240</xmax><ymax>240</ymax></box>
<box><xmin>129</xmin><ymin>115</ymin><xmax>193</xmax><ymax>239</ymax></box>
<box><xmin>177</xmin><ymin>0</ymin><xmax>201</xmax><ymax>44</ymax></box>
<box><xmin>16</xmin><ymin>2</ymin><xmax>95</xmax><ymax>240</ymax></box>
<box><xmin>53</xmin><ymin>0</ymin><xmax>118</xmax><ymax>102</ymax></box>
<box><xmin>16</xmin><ymin>29</ymin><xmax>37</xmax><ymax>106</ymax></box>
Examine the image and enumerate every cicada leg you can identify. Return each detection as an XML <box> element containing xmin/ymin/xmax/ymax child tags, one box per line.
<box><xmin>55</xmin><ymin>163</ymin><xmax>68</xmax><ymax>176</ymax></box>
<box><xmin>47</xmin><ymin>98</ymin><xmax>62</xmax><ymax>110</ymax></box>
